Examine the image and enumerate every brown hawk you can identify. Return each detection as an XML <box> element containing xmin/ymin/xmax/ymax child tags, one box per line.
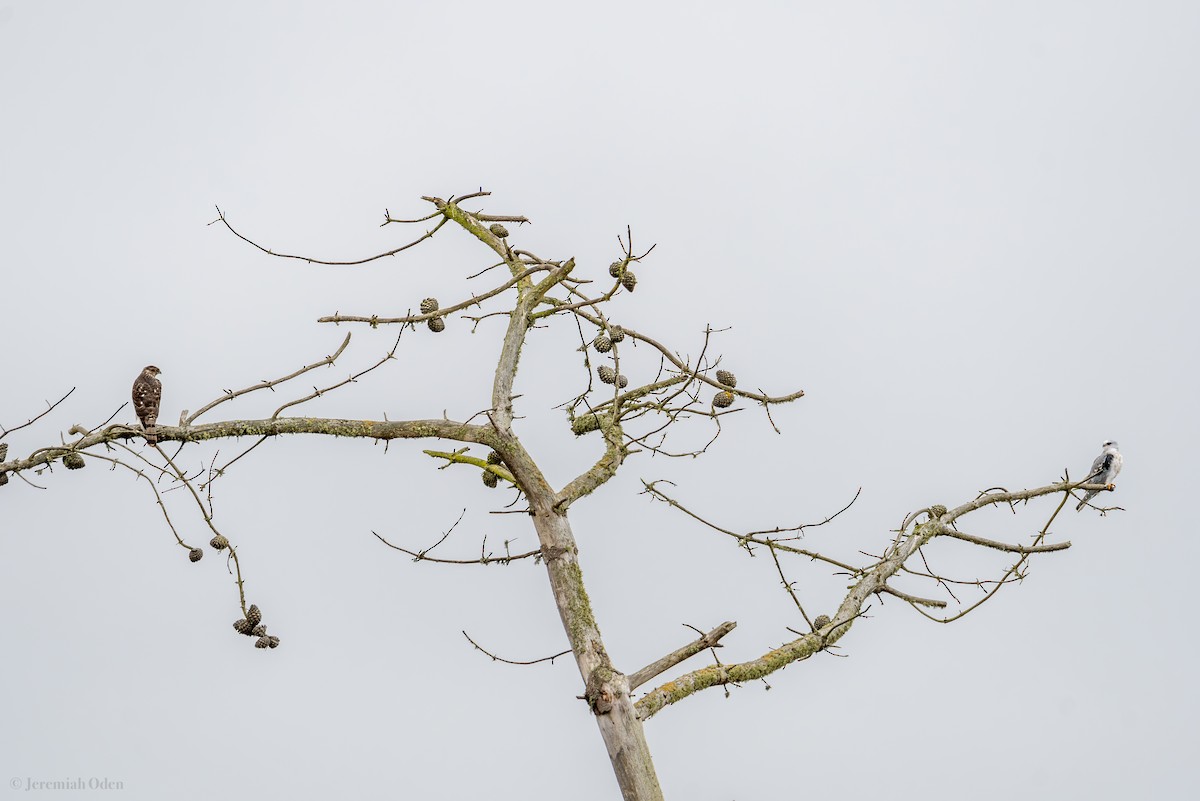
<box><xmin>132</xmin><ymin>365</ymin><xmax>162</xmax><ymax>445</ymax></box>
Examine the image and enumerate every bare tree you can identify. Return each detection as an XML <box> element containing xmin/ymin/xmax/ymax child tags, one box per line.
<box><xmin>0</xmin><ymin>191</ymin><xmax>1121</xmax><ymax>800</ymax></box>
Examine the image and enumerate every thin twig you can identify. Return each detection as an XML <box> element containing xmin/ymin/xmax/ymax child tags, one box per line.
<box><xmin>940</xmin><ymin>529</ymin><xmax>1071</xmax><ymax>554</ymax></box>
<box><xmin>767</xmin><ymin>544</ymin><xmax>813</xmax><ymax>627</ymax></box>
<box><xmin>373</xmin><ymin>531</ymin><xmax>540</xmax><ymax>566</ymax></box>
<box><xmin>0</xmin><ymin>387</ymin><xmax>76</xmax><ymax>440</ymax></box>
<box><xmin>214</xmin><ymin>206</ymin><xmax>449</xmax><ymax>266</ymax></box>
<box><xmin>462</xmin><ymin>631</ymin><xmax>570</xmax><ymax>666</ymax></box>
<box><xmin>187</xmin><ymin>334</ymin><xmax>352</xmax><ymax>424</ymax></box>
<box><xmin>641</xmin><ymin>480</ymin><xmax>862</xmax><ymax>573</ymax></box>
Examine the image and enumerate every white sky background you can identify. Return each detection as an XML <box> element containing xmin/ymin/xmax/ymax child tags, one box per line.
<box><xmin>1</xmin><ymin>2</ymin><xmax>1196</xmax><ymax>799</ymax></box>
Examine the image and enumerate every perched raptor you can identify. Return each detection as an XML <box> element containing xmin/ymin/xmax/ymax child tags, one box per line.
<box><xmin>1076</xmin><ymin>440</ymin><xmax>1122</xmax><ymax>511</ymax></box>
<box><xmin>132</xmin><ymin>365</ymin><xmax>162</xmax><ymax>445</ymax></box>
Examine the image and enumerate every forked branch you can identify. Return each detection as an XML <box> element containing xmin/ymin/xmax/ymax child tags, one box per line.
<box><xmin>636</xmin><ymin>476</ymin><xmax>1100</xmax><ymax>720</ymax></box>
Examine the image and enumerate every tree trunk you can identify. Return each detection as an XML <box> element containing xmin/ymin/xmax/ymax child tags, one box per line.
<box><xmin>528</xmin><ymin>499</ymin><xmax>664</xmax><ymax>801</ymax></box>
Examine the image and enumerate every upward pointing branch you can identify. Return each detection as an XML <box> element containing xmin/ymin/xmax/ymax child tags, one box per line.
<box><xmin>429</xmin><ymin>196</ymin><xmax>576</xmax><ymax>435</ymax></box>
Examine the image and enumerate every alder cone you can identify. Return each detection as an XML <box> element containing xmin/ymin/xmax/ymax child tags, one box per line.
<box><xmin>609</xmin><ymin>261</ymin><xmax>624</xmax><ymax>278</ymax></box>
<box><xmin>597</xmin><ymin>366</ymin><xmax>616</xmax><ymax>385</ymax></box>
<box><xmin>617</xmin><ymin>375</ymin><xmax>629</xmax><ymax>389</ymax></box>
<box><xmin>487</xmin><ymin>451</ymin><xmax>503</xmax><ymax>465</ymax></box>
<box><xmin>188</xmin><ymin>548</ymin><xmax>204</xmax><ymax>563</ymax></box>
<box><xmin>620</xmin><ymin>271</ymin><xmax>637</xmax><ymax>292</ymax></box>
<box><xmin>608</xmin><ymin>326</ymin><xmax>625</xmax><ymax>343</ymax></box>
<box><xmin>427</xmin><ymin>317</ymin><xmax>446</xmax><ymax>333</ymax></box>
<box><xmin>482</xmin><ymin>470</ymin><xmax>499</xmax><ymax>488</ymax></box>
<box><xmin>813</xmin><ymin>615</ymin><xmax>831</xmax><ymax>629</ymax></box>
<box><xmin>420</xmin><ymin>297</ymin><xmax>439</xmax><ymax>314</ymax></box>
<box><xmin>593</xmin><ymin>334</ymin><xmax>612</xmax><ymax>353</ymax></box>
<box><xmin>246</xmin><ymin>604</ymin><xmax>263</xmax><ymax>627</ymax></box>
<box><xmin>233</xmin><ymin>619</ymin><xmax>255</xmax><ymax>635</ymax></box>
<box><xmin>713</xmin><ymin>391</ymin><xmax>735</xmax><ymax>408</ymax></box>
<box><xmin>63</xmin><ymin>453</ymin><xmax>86</xmax><ymax>470</ymax></box>
<box><xmin>210</xmin><ymin>535</ymin><xmax>229</xmax><ymax>550</ymax></box>
<box><xmin>715</xmin><ymin>370</ymin><xmax>737</xmax><ymax>388</ymax></box>
<box><xmin>489</xmin><ymin>223</ymin><xmax>509</xmax><ymax>238</ymax></box>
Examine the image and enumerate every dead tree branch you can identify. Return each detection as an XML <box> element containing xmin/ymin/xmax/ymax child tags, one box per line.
<box><xmin>636</xmin><ymin>476</ymin><xmax>1094</xmax><ymax>720</ymax></box>
<box><xmin>186</xmin><ymin>334</ymin><xmax>352</xmax><ymax>424</ymax></box>
<box><xmin>628</xmin><ymin>622</ymin><xmax>737</xmax><ymax>690</ymax></box>
<box><xmin>0</xmin><ymin>387</ymin><xmax>76</xmax><ymax>440</ymax></box>
<box><xmin>213</xmin><ymin>206</ymin><xmax>449</xmax><ymax>266</ymax></box>
<box><xmin>374</xmin><ymin>531</ymin><xmax>542</xmax><ymax>565</ymax></box>
<box><xmin>940</xmin><ymin>529</ymin><xmax>1070</xmax><ymax>554</ymax></box>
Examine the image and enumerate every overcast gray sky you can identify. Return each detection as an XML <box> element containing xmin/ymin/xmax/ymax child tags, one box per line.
<box><xmin>2</xmin><ymin>2</ymin><xmax>1197</xmax><ymax>799</ymax></box>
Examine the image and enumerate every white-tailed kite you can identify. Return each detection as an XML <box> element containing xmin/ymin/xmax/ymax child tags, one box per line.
<box><xmin>1076</xmin><ymin>440</ymin><xmax>1123</xmax><ymax>511</ymax></box>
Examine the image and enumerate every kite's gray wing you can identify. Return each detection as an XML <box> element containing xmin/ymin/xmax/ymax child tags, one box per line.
<box><xmin>1077</xmin><ymin>449</ymin><xmax>1112</xmax><ymax>510</ymax></box>
<box><xmin>1083</xmin><ymin>451</ymin><xmax>1109</xmax><ymax>482</ymax></box>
